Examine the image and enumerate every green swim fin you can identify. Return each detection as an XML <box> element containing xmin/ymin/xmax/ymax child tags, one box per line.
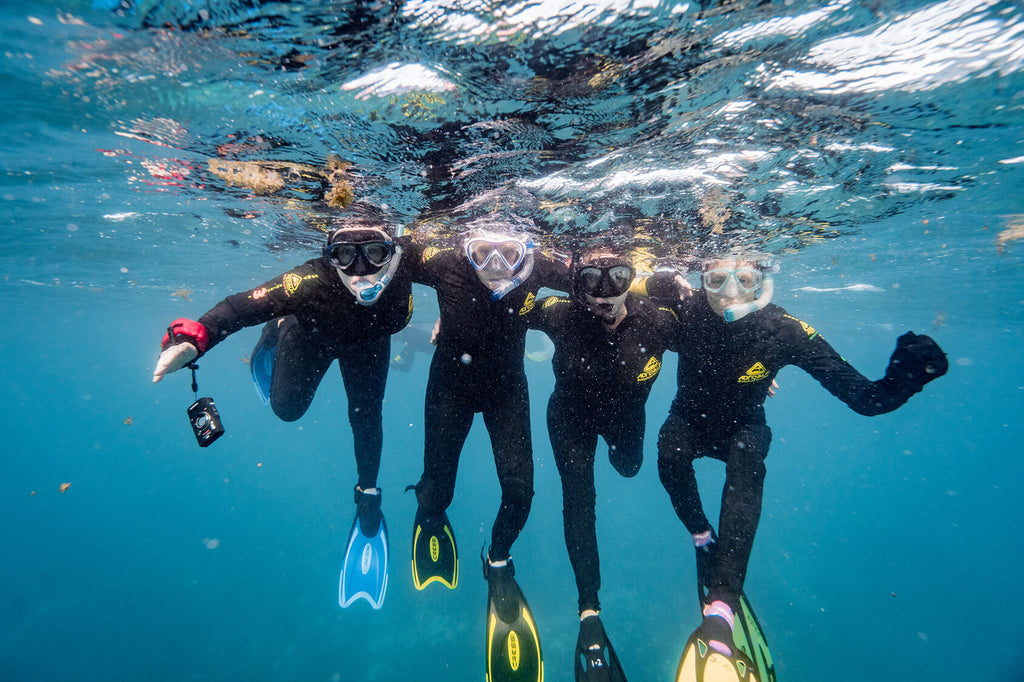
<box><xmin>410</xmin><ymin>507</ymin><xmax>458</xmax><ymax>590</ymax></box>
<box><xmin>485</xmin><ymin>558</ymin><xmax>543</xmax><ymax>682</ymax></box>
<box><xmin>675</xmin><ymin>592</ymin><xmax>775</xmax><ymax>682</ymax></box>
<box><xmin>732</xmin><ymin>593</ymin><xmax>775</xmax><ymax>682</ymax></box>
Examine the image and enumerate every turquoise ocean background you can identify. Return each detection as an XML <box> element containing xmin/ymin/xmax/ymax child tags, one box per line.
<box><xmin>2</xmin><ymin>1</ymin><xmax>1024</xmax><ymax>680</ymax></box>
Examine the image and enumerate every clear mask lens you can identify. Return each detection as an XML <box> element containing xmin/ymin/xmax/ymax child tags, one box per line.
<box><xmin>466</xmin><ymin>238</ymin><xmax>527</xmax><ymax>271</ymax></box>
<box><xmin>702</xmin><ymin>268</ymin><xmax>762</xmax><ymax>294</ymax></box>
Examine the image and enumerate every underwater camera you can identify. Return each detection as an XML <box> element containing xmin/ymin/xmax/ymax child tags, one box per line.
<box><xmin>187</xmin><ymin>396</ymin><xmax>224</xmax><ymax>447</ymax></box>
<box><xmin>181</xmin><ymin>362</ymin><xmax>224</xmax><ymax>447</ymax></box>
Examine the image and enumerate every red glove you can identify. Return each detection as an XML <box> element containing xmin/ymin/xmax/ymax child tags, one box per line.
<box><xmin>162</xmin><ymin>318</ymin><xmax>210</xmax><ymax>353</ymax></box>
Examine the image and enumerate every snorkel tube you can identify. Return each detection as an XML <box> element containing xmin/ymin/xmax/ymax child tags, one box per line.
<box><xmin>352</xmin><ymin>227</ymin><xmax>404</xmax><ymax>306</ymax></box>
<box><xmin>489</xmin><ymin>245</ymin><xmax>535</xmax><ymax>301</ymax></box>
<box><xmin>722</xmin><ymin>259</ymin><xmax>778</xmax><ymax>322</ymax></box>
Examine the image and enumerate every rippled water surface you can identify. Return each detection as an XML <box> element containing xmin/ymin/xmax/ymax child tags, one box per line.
<box><xmin>3</xmin><ymin>1</ymin><xmax>1023</xmax><ymax>681</ymax></box>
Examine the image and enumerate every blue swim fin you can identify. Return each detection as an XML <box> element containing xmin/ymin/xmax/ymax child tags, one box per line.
<box><xmin>250</xmin><ymin>319</ymin><xmax>282</xmax><ymax>406</ymax></box>
<box><xmin>339</xmin><ymin>489</ymin><xmax>389</xmax><ymax>609</ymax></box>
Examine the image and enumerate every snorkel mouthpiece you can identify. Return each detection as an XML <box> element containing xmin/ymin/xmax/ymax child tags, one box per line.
<box><xmin>723</xmin><ymin>270</ymin><xmax>774</xmax><ymax>322</ymax></box>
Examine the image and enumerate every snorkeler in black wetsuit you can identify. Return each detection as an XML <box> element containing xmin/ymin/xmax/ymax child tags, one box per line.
<box><xmin>646</xmin><ymin>256</ymin><xmax>948</xmax><ymax>645</ymax></box>
<box><xmin>402</xmin><ymin>225</ymin><xmax>570</xmax><ymax>682</ymax></box>
<box><xmin>153</xmin><ymin>215</ymin><xmax>413</xmax><ymax>604</ymax></box>
<box><xmin>403</xmin><ymin>227</ymin><xmax>570</xmax><ymax>566</ymax></box>
<box><xmin>525</xmin><ymin>248</ymin><xmax>679</xmax><ymax>679</ymax></box>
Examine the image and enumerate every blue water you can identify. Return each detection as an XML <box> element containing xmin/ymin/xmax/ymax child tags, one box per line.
<box><xmin>3</xmin><ymin>1</ymin><xmax>1024</xmax><ymax>680</ymax></box>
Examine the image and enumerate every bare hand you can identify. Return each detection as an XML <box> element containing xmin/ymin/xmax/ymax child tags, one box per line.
<box><xmin>153</xmin><ymin>342</ymin><xmax>198</xmax><ymax>383</ymax></box>
<box><xmin>674</xmin><ymin>274</ymin><xmax>694</xmax><ymax>301</ymax></box>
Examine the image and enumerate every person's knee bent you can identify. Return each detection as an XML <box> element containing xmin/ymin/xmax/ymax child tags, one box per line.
<box><xmin>727</xmin><ymin>425</ymin><xmax>771</xmax><ymax>483</ymax></box>
<box><xmin>500</xmin><ymin>475</ymin><xmax>534</xmax><ymax>516</ymax></box>
<box><xmin>413</xmin><ymin>476</ymin><xmax>455</xmax><ymax>516</ymax></box>
<box><xmin>270</xmin><ymin>398</ymin><xmax>309</xmax><ymax>423</ymax></box>
<box><xmin>657</xmin><ymin>426</ymin><xmax>698</xmax><ymax>484</ymax></box>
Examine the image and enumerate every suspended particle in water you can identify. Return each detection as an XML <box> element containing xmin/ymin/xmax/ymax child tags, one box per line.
<box><xmin>59</xmin><ymin>482</ymin><xmax>71</xmax><ymax>493</ymax></box>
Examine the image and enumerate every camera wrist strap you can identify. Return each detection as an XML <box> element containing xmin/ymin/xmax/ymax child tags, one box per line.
<box><xmin>188</xmin><ymin>363</ymin><xmax>200</xmax><ymax>400</ymax></box>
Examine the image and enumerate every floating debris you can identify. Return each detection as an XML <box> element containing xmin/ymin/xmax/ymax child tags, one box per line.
<box><xmin>171</xmin><ymin>289</ymin><xmax>193</xmax><ymax>301</ymax></box>
<box><xmin>996</xmin><ymin>215</ymin><xmax>1024</xmax><ymax>253</ymax></box>
<box><xmin>59</xmin><ymin>482</ymin><xmax>71</xmax><ymax>493</ymax></box>
<box><xmin>123</xmin><ymin>416</ymin><xmax>133</xmax><ymax>425</ymax></box>
<box><xmin>206</xmin><ymin>156</ymin><xmax>353</xmax><ymax>207</ymax></box>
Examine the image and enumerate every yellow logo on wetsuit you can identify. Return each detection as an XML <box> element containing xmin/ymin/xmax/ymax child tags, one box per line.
<box><xmin>283</xmin><ymin>272</ymin><xmax>303</xmax><ymax>296</ymax></box>
<box><xmin>424</xmin><ymin>246</ymin><xmax>454</xmax><ymax>263</ymax></box>
<box><xmin>738</xmin><ymin>362</ymin><xmax>769</xmax><ymax>383</ymax></box>
<box><xmin>518</xmin><ymin>291</ymin><xmax>536</xmax><ymax>315</ymax></box>
<box><xmin>543</xmin><ymin>296</ymin><xmax>568</xmax><ymax>309</ymax></box>
<box><xmin>784</xmin><ymin>314</ymin><xmax>819</xmax><ymax>340</ymax></box>
<box><xmin>637</xmin><ymin>356</ymin><xmax>661</xmax><ymax>382</ymax></box>
<box><xmin>658</xmin><ymin>306</ymin><xmax>679</xmax><ymax>322</ymax></box>
<box><xmin>405</xmin><ymin>294</ymin><xmax>414</xmax><ymax>324</ymax></box>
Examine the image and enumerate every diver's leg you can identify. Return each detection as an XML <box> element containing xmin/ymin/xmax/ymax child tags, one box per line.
<box><xmin>549</xmin><ymin>395</ymin><xmax>602</xmax><ymax>614</ymax></box>
<box><xmin>337</xmin><ymin>335</ymin><xmax>390</xmax><ymax>490</ymax></box>
<box><xmin>413</xmin><ymin>366</ymin><xmax>474</xmax><ymax>516</ymax></box>
<box><xmin>657</xmin><ymin>412</ymin><xmax>712</xmax><ymax>534</ymax></box>
<box><xmin>481</xmin><ymin>380</ymin><xmax>534</xmax><ymax>562</ymax></box>
<box><xmin>268</xmin><ymin>316</ymin><xmax>332</xmax><ymax>422</ymax></box>
<box><xmin>708</xmin><ymin>423</ymin><xmax>771</xmax><ymax>605</ymax></box>
<box><xmin>603</xmin><ymin>407</ymin><xmax>645</xmax><ymax>479</ymax></box>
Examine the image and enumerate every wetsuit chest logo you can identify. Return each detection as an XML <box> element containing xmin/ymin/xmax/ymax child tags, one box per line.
<box><xmin>738</xmin><ymin>362</ymin><xmax>769</xmax><ymax>383</ymax></box>
<box><xmin>518</xmin><ymin>291</ymin><xmax>536</xmax><ymax>315</ymax></box>
<box><xmin>637</xmin><ymin>356</ymin><xmax>661</xmax><ymax>382</ymax></box>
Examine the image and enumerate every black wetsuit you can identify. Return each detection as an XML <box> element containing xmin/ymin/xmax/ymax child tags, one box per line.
<box><xmin>405</xmin><ymin>244</ymin><xmax>569</xmax><ymax>561</ymax></box>
<box><xmin>197</xmin><ymin>254</ymin><xmax>413</xmax><ymax>489</ymax></box>
<box><xmin>648</xmin><ymin>287</ymin><xmax>947</xmax><ymax>606</ymax></box>
<box><xmin>526</xmin><ymin>293</ymin><xmax>679</xmax><ymax>613</ymax></box>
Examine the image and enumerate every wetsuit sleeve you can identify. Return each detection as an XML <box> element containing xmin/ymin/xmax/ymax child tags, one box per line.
<box><xmin>784</xmin><ymin>316</ymin><xmax>944</xmax><ymax>416</ymax></box>
<box><xmin>197</xmin><ymin>262</ymin><xmax>323</xmax><ymax>351</ymax></box>
<box><xmin>524</xmin><ymin>295</ymin><xmax>569</xmax><ymax>335</ymax></box>
<box><xmin>636</xmin><ymin>269</ymin><xmax>684</xmax><ymax>300</ymax></box>
<box><xmin>533</xmin><ymin>253</ymin><xmax>572</xmax><ymax>292</ymax></box>
<box><xmin>404</xmin><ymin>240</ymin><xmax>454</xmax><ymax>287</ymax></box>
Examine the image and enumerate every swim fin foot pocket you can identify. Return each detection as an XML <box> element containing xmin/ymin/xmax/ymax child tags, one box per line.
<box><xmin>410</xmin><ymin>506</ymin><xmax>459</xmax><ymax>590</ymax></box>
<box><xmin>575</xmin><ymin>614</ymin><xmax>627</xmax><ymax>681</ymax></box>
<box><xmin>484</xmin><ymin>558</ymin><xmax>543</xmax><ymax>682</ymax></box>
<box><xmin>338</xmin><ymin>488</ymin><xmax>388</xmax><ymax>610</ymax></box>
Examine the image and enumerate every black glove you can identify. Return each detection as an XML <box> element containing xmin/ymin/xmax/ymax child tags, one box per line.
<box><xmin>885</xmin><ymin>332</ymin><xmax>948</xmax><ymax>389</ymax></box>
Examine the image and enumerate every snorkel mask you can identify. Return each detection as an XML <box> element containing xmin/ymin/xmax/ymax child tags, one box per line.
<box><xmin>464</xmin><ymin>232</ymin><xmax>535</xmax><ymax>301</ymax></box>
<box><xmin>702</xmin><ymin>257</ymin><xmax>778</xmax><ymax>322</ymax></box>
<box><xmin>324</xmin><ymin>224</ymin><xmax>404</xmax><ymax>305</ymax></box>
